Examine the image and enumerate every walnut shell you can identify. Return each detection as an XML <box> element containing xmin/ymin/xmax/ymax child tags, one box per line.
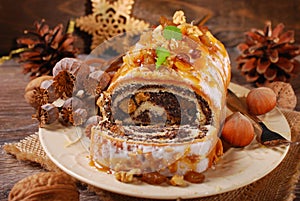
<box><xmin>265</xmin><ymin>81</ymin><xmax>297</xmax><ymax>110</ymax></box>
<box><xmin>8</xmin><ymin>172</ymin><xmax>79</xmax><ymax>201</ymax></box>
<box><xmin>246</xmin><ymin>87</ymin><xmax>277</xmax><ymax>115</ymax></box>
<box><xmin>25</xmin><ymin>75</ymin><xmax>53</xmax><ymax>93</ymax></box>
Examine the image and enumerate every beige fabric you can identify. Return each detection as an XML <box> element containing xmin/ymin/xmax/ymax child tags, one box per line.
<box><xmin>4</xmin><ymin>109</ymin><xmax>300</xmax><ymax>201</ymax></box>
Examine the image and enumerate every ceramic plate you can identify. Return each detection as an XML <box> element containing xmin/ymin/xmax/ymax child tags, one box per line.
<box><xmin>39</xmin><ymin>83</ymin><xmax>291</xmax><ymax>199</ymax></box>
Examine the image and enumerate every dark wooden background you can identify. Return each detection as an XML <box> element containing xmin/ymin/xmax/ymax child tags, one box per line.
<box><xmin>0</xmin><ymin>0</ymin><xmax>300</xmax><ymax>56</ymax></box>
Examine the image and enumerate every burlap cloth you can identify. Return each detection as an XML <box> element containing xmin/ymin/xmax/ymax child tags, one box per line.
<box><xmin>4</xmin><ymin>109</ymin><xmax>300</xmax><ymax>201</ymax></box>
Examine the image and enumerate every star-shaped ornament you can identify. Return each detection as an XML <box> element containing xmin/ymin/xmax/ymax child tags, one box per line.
<box><xmin>76</xmin><ymin>0</ymin><xmax>150</xmax><ymax>53</ymax></box>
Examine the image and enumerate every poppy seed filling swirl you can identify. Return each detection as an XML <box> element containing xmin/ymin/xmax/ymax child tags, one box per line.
<box><xmin>98</xmin><ymin>82</ymin><xmax>212</xmax><ymax>143</ymax></box>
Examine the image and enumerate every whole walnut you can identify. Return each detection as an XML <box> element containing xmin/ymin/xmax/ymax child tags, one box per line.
<box><xmin>8</xmin><ymin>172</ymin><xmax>79</xmax><ymax>201</ymax></box>
<box><xmin>265</xmin><ymin>81</ymin><xmax>297</xmax><ymax>110</ymax></box>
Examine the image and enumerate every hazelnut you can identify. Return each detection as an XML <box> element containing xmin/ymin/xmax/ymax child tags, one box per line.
<box><xmin>84</xmin><ymin>115</ymin><xmax>102</xmax><ymax>138</ymax></box>
<box><xmin>60</xmin><ymin>97</ymin><xmax>87</xmax><ymax>126</ymax></box>
<box><xmin>246</xmin><ymin>87</ymin><xmax>277</xmax><ymax>115</ymax></box>
<box><xmin>63</xmin><ymin>97</ymin><xmax>85</xmax><ymax>111</ymax></box>
<box><xmin>221</xmin><ymin>112</ymin><xmax>255</xmax><ymax>147</ymax></box>
<box><xmin>8</xmin><ymin>172</ymin><xmax>79</xmax><ymax>201</ymax></box>
<box><xmin>52</xmin><ymin>70</ymin><xmax>76</xmax><ymax>99</ymax></box>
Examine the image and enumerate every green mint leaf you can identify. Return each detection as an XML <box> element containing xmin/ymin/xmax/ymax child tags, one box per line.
<box><xmin>156</xmin><ymin>47</ymin><xmax>170</xmax><ymax>69</ymax></box>
<box><xmin>163</xmin><ymin>26</ymin><xmax>182</xmax><ymax>40</ymax></box>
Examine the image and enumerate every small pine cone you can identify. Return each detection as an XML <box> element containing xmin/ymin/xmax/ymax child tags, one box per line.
<box><xmin>236</xmin><ymin>21</ymin><xmax>300</xmax><ymax>86</ymax></box>
<box><xmin>17</xmin><ymin>19</ymin><xmax>78</xmax><ymax>79</ymax></box>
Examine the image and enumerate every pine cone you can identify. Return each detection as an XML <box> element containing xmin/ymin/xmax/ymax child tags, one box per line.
<box><xmin>236</xmin><ymin>21</ymin><xmax>300</xmax><ymax>86</ymax></box>
<box><xmin>17</xmin><ymin>19</ymin><xmax>78</xmax><ymax>79</ymax></box>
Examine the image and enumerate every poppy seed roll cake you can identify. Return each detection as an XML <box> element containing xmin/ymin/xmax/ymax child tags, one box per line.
<box><xmin>90</xmin><ymin>11</ymin><xmax>231</xmax><ymax>177</ymax></box>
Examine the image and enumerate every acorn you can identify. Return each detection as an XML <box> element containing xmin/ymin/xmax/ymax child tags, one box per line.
<box><xmin>246</xmin><ymin>87</ymin><xmax>277</xmax><ymax>115</ymax></box>
<box><xmin>221</xmin><ymin>112</ymin><xmax>255</xmax><ymax>147</ymax></box>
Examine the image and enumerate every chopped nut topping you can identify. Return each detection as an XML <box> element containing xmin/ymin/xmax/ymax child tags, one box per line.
<box><xmin>114</xmin><ymin>169</ymin><xmax>141</xmax><ymax>183</ymax></box>
<box><xmin>173</xmin><ymin>10</ymin><xmax>186</xmax><ymax>25</ymax></box>
<box><xmin>186</xmin><ymin>25</ymin><xmax>203</xmax><ymax>37</ymax></box>
<box><xmin>170</xmin><ymin>175</ymin><xmax>188</xmax><ymax>187</ymax></box>
<box><xmin>115</xmin><ymin>171</ymin><xmax>134</xmax><ymax>183</ymax></box>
